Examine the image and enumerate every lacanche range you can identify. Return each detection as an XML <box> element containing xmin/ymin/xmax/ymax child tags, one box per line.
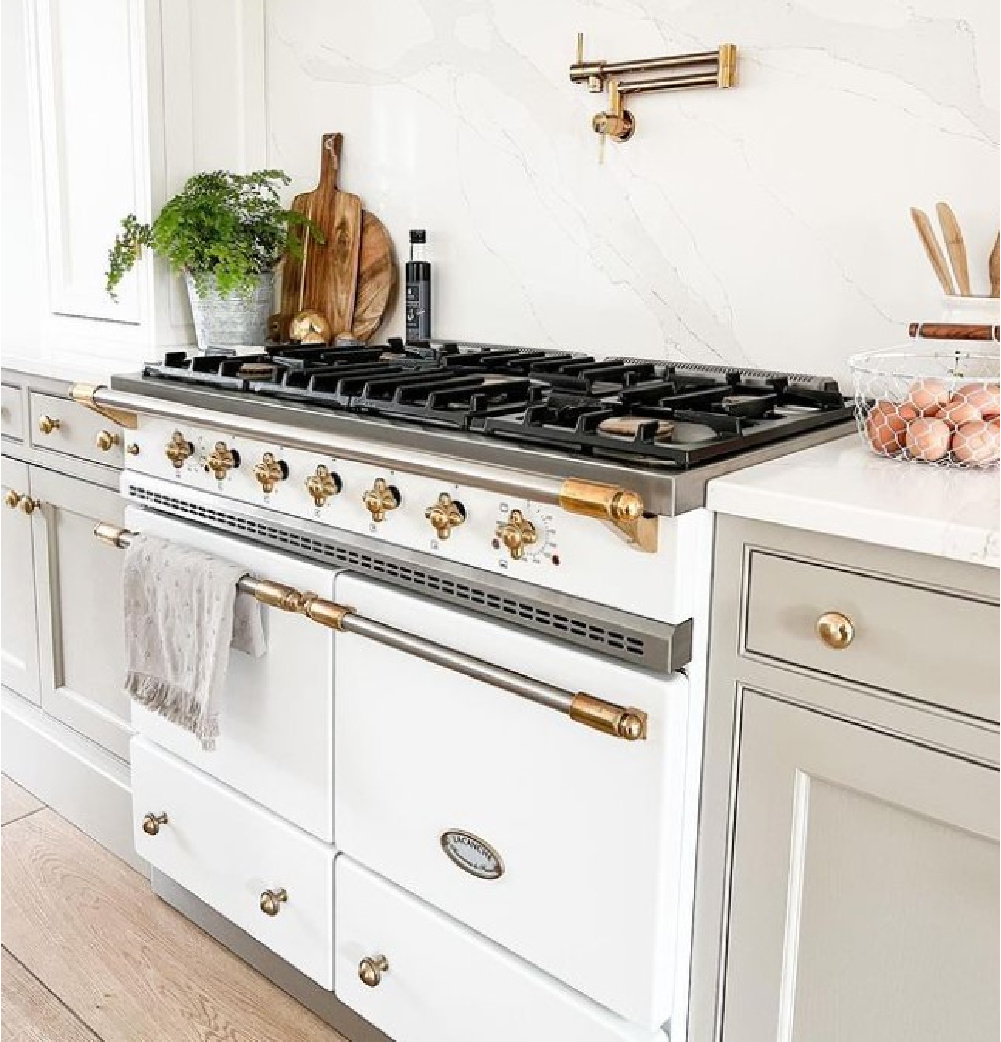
<box><xmin>70</xmin><ymin>339</ymin><xmax>854</xmax><ymax>1042</ymax></box>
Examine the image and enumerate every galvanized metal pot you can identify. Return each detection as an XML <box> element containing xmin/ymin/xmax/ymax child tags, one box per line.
<box><xmin>185</xmin><ymin>270</ymin><xmax>274</xmax><ymax>352</ymax></box>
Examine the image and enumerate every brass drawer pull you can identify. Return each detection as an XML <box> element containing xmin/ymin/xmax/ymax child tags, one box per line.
<box><xmin>37</xmin><ymin>415</ymin><xmax>61</xmax><ymax>435</ymax></box>
<box><xmin>358</xmin><ymin>954</ymin><xmax>389</xmax><ymax>987</ymax></box>
<box><xmin>5</xmin><ymin>490</ymin><xmax>22</xmax><ymax>509</ymax></box>
<box><xmin>816</xmin><ymin>611</ymin><xmax>854</xmax><ymax>650</ymax></box>
<box><xmin>142</xmin><ymin>812</ymin><xmax>168</xmax><ymax>836</ymax></box>
<box><xmin>259</xmin><ymin>888</ymin><xmax>288</xmax><ymax>916</ymax></box>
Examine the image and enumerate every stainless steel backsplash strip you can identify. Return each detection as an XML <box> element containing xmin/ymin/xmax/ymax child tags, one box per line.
<box><xmin>123</xmin><ymin>474</ymin><xmax>692</xmax><ymax>673</ymax></box>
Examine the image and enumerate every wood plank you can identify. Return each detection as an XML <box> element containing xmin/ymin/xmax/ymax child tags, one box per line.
<box><xmin>1</xmin><ymin>809</ymin><xmax>348</xmax><ymax>1042</ymax></box>
<box><xmin>1</xmin><ymin>775</ymin><xmax>44</xmax><ymax>825</ymax></box>
<box><xmin>1</xmin><ymin>948</ymin><xmax>101</xmax><ymax>1042</ymax></box>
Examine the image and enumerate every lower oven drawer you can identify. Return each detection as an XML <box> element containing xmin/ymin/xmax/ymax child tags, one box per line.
<box><xmin>335</xmin><ymin>855</ymin><xmax>667</xmax><ymax>1042</ymax></box>
<box><xmin>132</xmin><ymin>738</ymin><xmax>335</xmax><ymax>987</ymax></box>
<box><xmin>333</xmin><ymin>574</ymin><xmax>690</xmax><ymax>1028</ymax></box>
<box><xmin>125</xmin><ymin>506</ymin><xmax>337</xmax><ymax>842</ymax></box>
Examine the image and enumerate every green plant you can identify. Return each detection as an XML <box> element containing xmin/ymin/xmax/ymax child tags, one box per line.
<box><xmin>105</xmin><ymin>170</ymin><xmax>320</xmax><ymax>300</ymax></box>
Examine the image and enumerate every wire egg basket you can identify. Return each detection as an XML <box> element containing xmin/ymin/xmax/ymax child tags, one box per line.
<box><xmin>849</xmin><ymin>348</ymin><xmax>1000</xmax><ymax>469</ymax></box>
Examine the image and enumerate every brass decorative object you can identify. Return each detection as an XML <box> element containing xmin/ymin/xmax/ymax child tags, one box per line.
<box><xmin>205</xmin><ymin>441</ymin><xmax>240</xmax><ymax>480</ymax></box>
<box><xmin>425</xmin><ymin>493</ymin><xmax>466</xmax><ymax>540</ymax></box>
<box><xmin>816</xmin><ymin>611</ymin><xmax>855</xmax><ymax>650</ymax></box>
<box><xmin>259</xmin><ymin>888</ymin><xmax>288</xmax><ymax>916</ymax></box>
<box><xmin>165</xmin><ymin>431</ymin><xmax>194</xmax><ymax>468</ymax></box>
<box><xmin>142</xmin><ymin>812</ymin><xmax>168</xmax><ymax>836</ymax></box>
<box><xmin>96</xmin><ymin>429</ymin><xmax>120</xmax><ymax>452</ymax></box>
<box><xmin>305</xmin><ymin>464</ymin><xmax>341</xmax><ymax>507</ymax></box>
<box><xmin>358</xmin><ymin>955</ymin><xmax>389</xmax><ymax>988</ymax></box>
<box><xmin>362</xmin><ymin>477</ymin><xmax>400</xmax><ymax>522</ymax></box>
<box><xmin>571</xmin><ymin>33</ymin><xmax>737</xmax><ymax>149</ymax></box>
<box><xmin>495</xmin><ymin>509</ymin><xmax>538</xmax><ymax>560</ymax></box>
<box><xmin>37</xmin><ymin>415</ymin><xmax>61</xmax><ymax>435</ymax></box>
<box><xmin>253</xmin><ymin>452</ymin><xmax>288</xmax><ymax>493</ymax></box>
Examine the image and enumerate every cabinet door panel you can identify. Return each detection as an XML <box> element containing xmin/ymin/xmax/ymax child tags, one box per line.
<box><xmin>723</xmin><ymin>691</ymin><xmax>999</xmax><ymax>1042</ymax></box>
<box><xmin>1</xmin><ymin>456</ymin><xmax>39</xmax><ymax>701</ymax></box>
<box><xmin>30</xmin><ymin>467</ymin><xmax>130</xmax><ymax>759</ymax></box>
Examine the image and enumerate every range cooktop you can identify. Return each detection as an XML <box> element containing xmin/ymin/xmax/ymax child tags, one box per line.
<box><xmin>137</xmin><ymin>338</ymin><xmax>852</xmax><ymax>470</ymax></box>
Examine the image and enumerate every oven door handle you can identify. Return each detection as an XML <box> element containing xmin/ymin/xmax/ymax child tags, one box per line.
<box><xmin>95</xmin><ymin>523</ymin><xmax>647</xmax><ymax>741</ymax></box>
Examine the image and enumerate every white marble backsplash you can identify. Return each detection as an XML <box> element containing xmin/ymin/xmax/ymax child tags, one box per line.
<box><xmin>263</xmin><ymin>0</ymin><xmax>999</xmax><ymax>382</ymax></box>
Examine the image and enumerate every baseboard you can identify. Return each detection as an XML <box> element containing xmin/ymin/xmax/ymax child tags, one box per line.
<box><xmin>1</xmin><ymin>685</ymin><xmax>146</xmax><ymax>873</ymax></box>
<box><xmin>152</xmin><ymin>869</ymin><xmax>392</xmax><ymax>1042</ymax></box>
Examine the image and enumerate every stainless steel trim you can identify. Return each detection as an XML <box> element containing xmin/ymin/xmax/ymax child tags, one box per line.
<box><xmin>99</xmin><ymin>522</ymin><xmax>648</xmax><ymax>740</ymax></box>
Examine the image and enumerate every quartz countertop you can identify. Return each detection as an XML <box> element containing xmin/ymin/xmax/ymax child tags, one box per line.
<box><xmin>707</xmin><ymin>435</ymin><xmax>1000</xmax><ymax>569</ymax></box>
<box><xmin>2</xmin><ymin>352</ymin><xmax>123</xmax><ymax>388</ymax></box>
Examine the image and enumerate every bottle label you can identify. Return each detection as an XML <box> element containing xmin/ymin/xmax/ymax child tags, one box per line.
<box><xmin>406</xmin><ymin>280</ymin><xmax>431</xmax><ymax>342</ymax></box>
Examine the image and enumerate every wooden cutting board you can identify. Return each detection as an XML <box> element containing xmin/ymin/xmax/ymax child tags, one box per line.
<box><xmin>279</xmin><ymin>133</ymin><xmax>363</xmax><ymax>338</ymax></box>
<box><xmin>352</xmin><ymin>210</ymin><xmax>396</xmax><ymax>341</ymax></box>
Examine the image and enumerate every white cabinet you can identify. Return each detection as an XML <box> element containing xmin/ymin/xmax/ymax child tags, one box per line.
<box><xmin>28</xmin><ymin>466</ymin><xmax>131</xmax><ymax>759</ymax></box>
<box><xmin>722</xmin><ymin>691</ymin><xmax>999</xmax><ymax>1042</ymax></box>
<box><xmin>1</xmin><ymin>456</ymin><xmax>40</xmax><ymax>702</ymax></box>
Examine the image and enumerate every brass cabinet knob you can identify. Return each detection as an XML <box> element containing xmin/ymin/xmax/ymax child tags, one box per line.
<box><xmin>126</xmin><ymin>443</ymin><xmax>140</xmax><ymax>455</ymax></box>
<box><xmin>495</xmin><ymin>509</ymin><xmax>537</xmax><ymax>560</ymax></box>
<box><xmin>253</xmin><ymin>452</ymin><xmax>289</xmax><ymax>494</ymax></box>
<box><xmin>816</xmin><ymin>611</ymin><xmax>854</xmax><ymax>650</ymax></box>
<box><xmin>142</xmin><ymin>812</ymin><xmax>168</xmax><ymax>836</ymax></box>
<box><xmin>305</xmin><ymin>464</ymin><xmax>341</xmax><ymax>507</ymax></box>
<box><xmin>358</xmin><ymin>954</ymin><xmax>389</xmax><ymax>988</ymax></box>
<box><xmin>362</xmin><ymin>478</ymin><xmax>400</xmax><ymax>522</ymax></box>
<box><xmin>96</xmin><ymin>429</ymin><xmax>120</xmax><ymax>452</ymax></box>
<box><xmin>37</xmin><ymin>415</ymin><xmax>61</xmax><ymax>435</ymax></box>
<box><xmin>259</xmin><ymin>888</ymin><xmax>288</xmax><ymax>917</ymax></box>
<box><xmin>18</xmin><ymin>496</ymin><xmax>39</xmax><ymax>515</ymax></box>
<box><xmin>5</xmin><ymin>489</ymin><xmax>22</xmax><ymax>509</ymax></box>
<box><xmin>425</xmin><ymin>493</ymin><xmax>466</xmax><ymax>540</ymax></box>
<box><xmin>165</xmin><ymin>431</ymin><xmax>193</xmax><ymax>468</ymax></box>
<box><xmin>205</xmin><ymin>442</ymin><xmax>240</xmax><ymax>480</ymax></box>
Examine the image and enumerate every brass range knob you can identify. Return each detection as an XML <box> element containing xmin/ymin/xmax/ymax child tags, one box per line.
<box><xmin>142</xmin><ymin>812</ymin><xmax>168</xmax><ymax>836</ymax></box>
<box><xmin>37</xmin><ymin>415</ymin><xmax>61</xmax><ymax>435</ymax></box>
<box><xmin>358</xmin><ymin>954</ymin><xmax>389</xmax><ymax>988</ymax></box>
<box><xmin>362</xmin><ymin>478</ymin><xmax>400</xmax><ymax>522</ymax></box>
<box><xmin>205</xmin><ymin>442</ymin><xmax>240</xmax><ymax>480</ymax></box>
<box><xmin>495</xmin><ymin>509</ymin><xmax>537</xmax><ymax>560</ymax></box>
<box><xmin>305</xmin><ymin>464</ymin><xmax>341</xmax><ymax>507</ymax></box>
<box><xmin>259</xmin><ymin>888</ymin><xmax>288</xmax><ymax>917</ymax></box>
<box><xmin>425</xmin><ymin>493</ymin><xmax>466</xmax><ymax>540</ymax></box>
<box><xmin>253</xmin><ymin>452</ymin><xmax>289</xmax><ymax>494</ymax></box>
<box><xmin>5</xmin><ymin>489</ymin><xmax>22</xmax><ymax>509</ymax></box>
<box><xmin>165</xmin><ymin>431</ymin><xmax>193</xmax><ymax>468</ymax></box>
<box><xmin>96</xmin><ymin>429</ymin><xmax>120</xmax><ymax>452</ymax></box>
<box><xmin>816</xmin><ymin>611</ymin><xmax>854</xmax><ymax>650</ymax></box>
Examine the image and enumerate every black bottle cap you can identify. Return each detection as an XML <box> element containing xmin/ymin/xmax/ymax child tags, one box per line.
<box><xmin>409</xmin><ymin>229</ymin><xmax>427</xmax><ymax>244</ymax></box>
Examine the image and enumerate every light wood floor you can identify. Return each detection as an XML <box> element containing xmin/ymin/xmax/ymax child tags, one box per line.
<box><xmin>0</xmin><ymin>775</ymin><xmax>349</xmax><ymax>1042</ymax></box>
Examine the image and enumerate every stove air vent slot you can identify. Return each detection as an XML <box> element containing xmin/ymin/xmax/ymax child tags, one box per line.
<box><xmin>125</xmin><ymin>483</ymin><xmax>689</xmax><ymax>671</ymax></box>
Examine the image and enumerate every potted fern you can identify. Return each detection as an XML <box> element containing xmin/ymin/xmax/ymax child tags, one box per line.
<box><xmin>106</xmin><ymin>170</ymin><xmax>318</xmax><ymax>350</ymax></box>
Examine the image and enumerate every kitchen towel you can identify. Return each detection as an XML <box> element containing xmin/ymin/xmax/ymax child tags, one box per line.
<box><xmin>122</xmin><ymin>533</ymin><xmax>265</xmax><ymax>750</ymax></box>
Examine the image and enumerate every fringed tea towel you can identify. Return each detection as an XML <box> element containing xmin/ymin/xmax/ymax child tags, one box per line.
<box><xmin>122</xmin><ymin>534</ymin><xmax>265</xmax><ymax>750</ymax></box>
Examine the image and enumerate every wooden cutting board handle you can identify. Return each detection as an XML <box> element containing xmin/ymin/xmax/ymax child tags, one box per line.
<box><xmin>319</xmin><ymin>133</ymin><xmax>343</xmax><ymax>190</ymax></box>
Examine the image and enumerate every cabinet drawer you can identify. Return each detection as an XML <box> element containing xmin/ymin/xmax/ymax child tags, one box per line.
<box><xmin>744</xmin><ymin>549</ymin><xmax>1000</xmax><ymax>721</ymax></box>
<box><xmin>1</xmin><ymin>384</ymin><xmax>23</xmax><ymax>440</ymax></box>
<box><xmin>334</xmin><ymin>856</ymin><xmax>666</xmax><ymax>1042</ymax></box>
<box><xmin>29</xmin><ymin>391</ymin><xmax>124</xmax><ymax>466</ymax></box>
<box><xmin>131</xmin><ymin>738</ymin><xmax>335</xmax><ymax>987</ymax></box>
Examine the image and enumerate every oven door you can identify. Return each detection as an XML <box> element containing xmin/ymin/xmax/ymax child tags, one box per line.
<box><xmin>124</xmin><ymin>506</ymin><xmax>338</xmax><ymax>843</ymax></box>
<box><xmin>332</xmin><ymin>572</ymin><xmax>689</xmax><ymax>1029</ymax></box>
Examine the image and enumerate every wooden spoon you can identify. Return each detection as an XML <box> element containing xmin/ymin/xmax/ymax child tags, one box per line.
<box><xmin>990</xmin><ymin>232</ymin><xmax>999</xmax><ymax>298</ymax></box>
<box><xmin>935</xmin><ymin>202</ymin><xmax>970</xmax><ymax>295</ymax></box>
<box><xmin>910</xmin><ymin>207</ymin><xmax>956</xmax><ymax>295</ymax></box>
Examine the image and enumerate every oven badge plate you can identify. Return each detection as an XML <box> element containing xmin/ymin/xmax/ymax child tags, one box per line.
<box><xmin>440</xmin><ymin>829</ymin><xmax>504</xmax><ymax>880</ymax></box>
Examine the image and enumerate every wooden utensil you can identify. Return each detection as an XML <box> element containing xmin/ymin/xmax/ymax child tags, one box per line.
<box><xmin>935</xmin><ymin>202</ymin><xmax>970</xmax><ymax>295</ymax></box>
<box><xmin>990</xmin><ymin>233</ymin><xmax>999</xmax><ymax>298</ymax></box>
<box><xmin>352</xmin><ymin>210</ymin><xmax>396</xmax><ymax>341</ymax></box>
<box><xmin>279</xmin><ymin>133</ymin><xmax>363</xmax><ymax>339</ymax></box>
<box><xmin>910</xmin><ymin>207</ymin><xmax>956</xmax><ymax>295</ymax></box>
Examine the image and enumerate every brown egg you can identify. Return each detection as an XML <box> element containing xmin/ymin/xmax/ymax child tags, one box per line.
<box><xmin>955</xmin><ymin>382</ymin><xmax>1001</xmax><ymax>420</ymax></box>
<box><xmin>906</xmin><ymin>378</ymin><xmax>951</xmax><ymax>416</ymax></box>
<box><xmin>940</xmin><ymin>394</ymin><xmax>982</xmax><ymax>428</ymax></box>
<box><xmin>865</xmin><ymin>400</ymin><xmax>916</xmax><ymax>454</ymax></box>
<box><xmin>951</xmin><ymin>419</ymin><xmax>1001</xmax><ymax>466</ymax></box>
<box><xmin>905</xmin><ymin>417</ymin><xmax>951</xmax><ymax>461</ymax></box>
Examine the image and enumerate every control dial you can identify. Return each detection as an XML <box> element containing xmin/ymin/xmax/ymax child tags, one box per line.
<box><xmin>165</xmin><ymin>431</ymin><xmax>193</xmax><ymax>469</ymax></box>
<box><xmin>425</xmin><ymin>493</ymin><xmax>466</xmax><ymax>540</ymax></box>
<box><xmin>363</xmin><ymin>478</ymin><xmax>401</xmax><ymax>523</ymax></box>
<box><xmin>495</xmin><ymin>509</ymin><xmax>538</xmax><ymax>560</ymax></box>
<box><xmin>205</xmin><ymin>441</ymin><xmax>240</xmax><ymax>480</ymax></box>
<box><xmin>253</xmin><ymin>452</ymin><xmax>289</xmax><ymax>494</ymax></box>
<box><xmin>305</xmin><ymin>464</ymin><xmax>342</xmax><ymax>507</ymax></box>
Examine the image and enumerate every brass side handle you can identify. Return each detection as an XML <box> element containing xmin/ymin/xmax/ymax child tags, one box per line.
<box><xmin>816</xmin><ymin>611</ymin><xmax>854</xmax><ymax>650</ymax></box>
<box><xmin>142</xmin><ymin>812</ymin><xmax>168</xmax><ymax>836</ymax></box>
<box><xmin>259</xmin><ymin>888</ymin><xmax>288</xmax><ymax>916</ymax></box>
<box><xmin>358</xmin><ymin>954</ymin><xmax>389</xmax><ymax>987</ymax></box>
<box><xmin>37</xmin><ymin>415</ymin><xmax>61</xmax><ymax>435</ymax></box>
<box><xmin>96</xmin><ymin>429</ymin><xmax>120</xmax><ymax>452</ymax></box>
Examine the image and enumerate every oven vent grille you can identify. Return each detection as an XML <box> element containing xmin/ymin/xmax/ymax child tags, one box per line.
<box><xmin>124</xmin><ymin>484</ymin><xmax>680</xmax><ymax>668</ymax></box>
